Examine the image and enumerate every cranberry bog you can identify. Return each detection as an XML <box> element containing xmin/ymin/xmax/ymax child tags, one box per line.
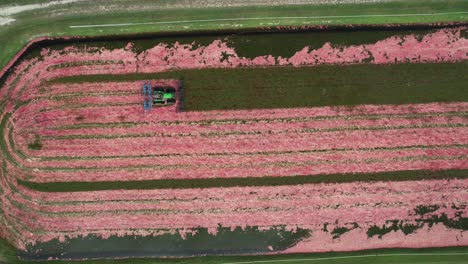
<box><xmin>0</xmin><ymin>25</ymin><xmax>467</xmax><ymax>261</ymax></box>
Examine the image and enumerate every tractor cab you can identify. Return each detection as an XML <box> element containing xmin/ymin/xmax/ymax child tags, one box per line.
<box><xmin>153</xmin><ymin>87</ymin><xmax>176</xmax><ymax>106</ymax></box>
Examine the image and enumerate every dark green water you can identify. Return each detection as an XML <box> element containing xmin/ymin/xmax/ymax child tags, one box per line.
<box><xmin>52</xmin><ymin>61</ymin><xmax>468</xmax><ymax>111</ymax></box>
<box><xmin>20</xmin><ymin>226</ymin><xmax>310</xmax><ymax>260</ymax></box>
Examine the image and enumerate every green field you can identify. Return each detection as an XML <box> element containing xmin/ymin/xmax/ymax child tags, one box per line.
<box><xmin>1</xmin><ymin>0</ymin><xmax>468</xmax><ymax>73</ymax></box>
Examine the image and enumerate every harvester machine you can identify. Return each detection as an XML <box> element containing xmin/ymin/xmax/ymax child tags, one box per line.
<box><xmin>153</xmin><ymin>87</ymin><xmax>176</xmax><ymax>106</ymax></box>
<box><xmin>143</xmin><ymin>81</ymin><xmax>177</xmax><ymax>111</ymax></box>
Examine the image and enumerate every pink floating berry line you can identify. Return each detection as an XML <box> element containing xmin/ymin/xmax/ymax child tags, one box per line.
<box><xmin>7</xmin><ymin>176</ymin><xmax>465</xmax><ymax>246</ymax></box>
<box><xmin>8</xmin><ymin>179</ymin><xmax>466</xmax><ymax>214</ymax></box>
<box><xmin>21</xmin><ymin>146</ymin><xmax>467</xmax><ymax>169</ymax></box>
<box><xmin>30</xmin><ymin>127</ymin><xmax>468</xmax><ymax>158</ymax></box>
<box><xmin>12</xmin><ymin>145</ymin><xmax>467</xmax><ymax>182</ymax></box>
<box><xmin>25</xmin><ymin>158</ymin><xmax>468</xmax><ymax>183</ymax></box>
<box><xmin>6</xmin><ymin>201</ymin><xmax>460</xmax><ymax>233</ymax></box>
<box><xmin>55</xmin><ymin>94</ymin><xmax>142</xmax><ymax>105</ymax></box>
<box><xmin>37</xmin><ymin>114</ymin><xmax>466</xmax><ymax>138</ymax></box>
<box><xmin>40</xmin><ymin>81</ymin><xmax>148</xmax><ymax>96</ymax></box>
<box><xmin>4</xmin><ymin>173</ymin><xmax>467</xmax><ymax>227</ymax></box>
<box><xmin>42</xmin><ymin>79</ymin><xmax>180</xmax><ymax>96</ymax></box>
<box><xmin>31</xmin><ymin>102</ymin><xmax>468</xmax><ymax>127</ymax></box>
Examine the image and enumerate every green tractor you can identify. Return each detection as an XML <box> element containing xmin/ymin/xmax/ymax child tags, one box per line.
<box><xmin>153</xmin><ymin>87</ymin><xmax>176</xmax><ymax>106</ymax></box>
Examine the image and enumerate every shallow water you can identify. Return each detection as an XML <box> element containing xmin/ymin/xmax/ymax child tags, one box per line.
<box><xmin>20</xmin><ymin>226</ymin><xmax>310</xmax><ymax>260</ymax></box>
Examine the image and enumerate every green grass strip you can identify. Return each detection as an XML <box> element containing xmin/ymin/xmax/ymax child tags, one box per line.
<box><xmin>17</xmin><ymin>169</ymin><xmax>468</xmax><ymax>192</ymax></box>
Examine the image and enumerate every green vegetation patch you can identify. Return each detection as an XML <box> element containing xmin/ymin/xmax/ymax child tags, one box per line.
<box><xmin>17</xmin><ymin>169</ymin><xmax>468</xmax><ymax>192</ymax></box>
<box><xmin>367</xmin><ymin>206</ymin><xmax>468</xmax><ymax>238</ymax></box>
<box><xmin>52</xmin><ymin>62</ymin><xmax>468</xmax><ymax>111</ymax></box>
<box><xmin>26</xmin><ymin>135</ymin><xmax>42</xmax><ymax>150</ymax></box>
<box><xmin>414</xmin><ymin>205</ymin><xmax>440</xmax><ymax>216</ymax></box>
<box><xmin>331</xmin><ymin>227</ymin><xmax>352</xmax><ymax>239</ymax></box>
<box><xmin>367</xmin><ymin>215</ymin><xmax>468</xmax><ymax>238</ymax></box>
<box><xmin>367</xmin><ymin>220</ymin><xmax>424</xmax><ymax>238</ymax></box>
<box><xmin>331</xmin><ymin>222</ymin><xmax>360</xmax><ymax>239</ymax></box>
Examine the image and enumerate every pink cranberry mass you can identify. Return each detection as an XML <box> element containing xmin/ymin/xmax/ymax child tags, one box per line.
<box><xmin>0</xmin><ymin>27</ymin><xmax>467</xmax><ymax>254</ymax></box>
